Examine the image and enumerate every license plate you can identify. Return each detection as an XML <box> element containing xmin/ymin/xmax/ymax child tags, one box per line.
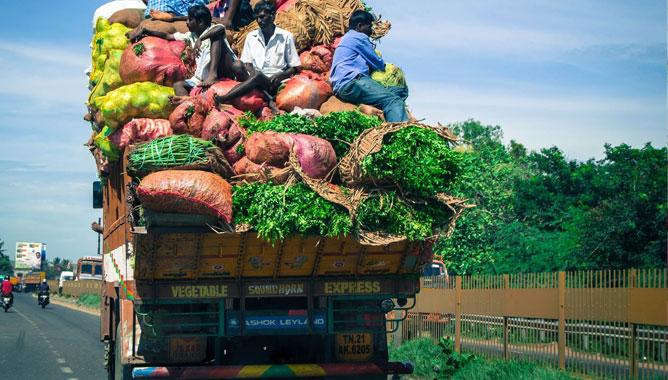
<box><xmin>169</xmin><ymin>337</ymin><xmax>206</xmax><ymax>363</ymax></box>
<box><xmin>335</xmin><ymin>333</ymin><xmax>373</xmax><ymax>362</ymax></box>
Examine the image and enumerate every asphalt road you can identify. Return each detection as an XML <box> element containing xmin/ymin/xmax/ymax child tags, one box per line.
<box><xmin>0</xmin><ymin>292</ymin><xmax>106</xmax><ymax>380</ymax></box>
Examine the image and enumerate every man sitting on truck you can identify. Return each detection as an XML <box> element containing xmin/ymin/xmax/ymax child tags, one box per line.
<box><xmin>329</xmin><ymin>10</ymin><xmax>409</xmax><ymax>122</ymax></box>
<box><xmin>1</xmin><ymin>275</ymin><xmax>13</xmax><ymax>306</ymax></box>
<box><xmin>214</xmin><ymin>1</ymin><xmax>302</xmax><ymax>109</ymax></box>
<box><xmin>128</xmin><ymin>5</ymin><xmax>238</xmax><ymax>96</ymax></box>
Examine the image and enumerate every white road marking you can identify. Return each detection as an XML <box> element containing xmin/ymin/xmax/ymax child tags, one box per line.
<box><xmin>61</xmin><ymin>367</ymin><xmax>73</xmax><ymax>374</ymax></box>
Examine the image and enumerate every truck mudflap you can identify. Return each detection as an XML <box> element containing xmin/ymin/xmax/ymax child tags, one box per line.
<box><xmin>132</xmin><ymin>362</ymin><xmax>413</xmax><ymax>379</ymax></box>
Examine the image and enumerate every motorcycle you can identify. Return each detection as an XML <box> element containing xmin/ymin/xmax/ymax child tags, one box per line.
<box><xmin>1</xmin><ymin>294</ymin><xmax>12</xmax><ymax>312</ymax></box>
<box><xmin>38</xmin><ymin>292</ymin><xmax>50</xmax><ymax>309</ymax></box>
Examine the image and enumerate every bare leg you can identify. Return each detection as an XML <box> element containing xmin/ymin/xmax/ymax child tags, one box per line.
<box><xmin>215</xmin><ymin>73</ymin><xmax>270</xmax><ymax>106</ymax></box>
<box><xmin>173</xmin><ymin>80</ymin><xmax>190</xmax><ymax>96</ymax></box>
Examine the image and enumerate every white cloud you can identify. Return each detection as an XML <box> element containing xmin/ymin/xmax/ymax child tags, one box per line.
<box><xmin>407</xmin><ymin>81</ymin><xmax>666</xmax><ymax>160</ymax></box>
<box><xmin>0</xmin><ymin>41</ymin><xmax>88</xmax><ymax>68</ymax></box>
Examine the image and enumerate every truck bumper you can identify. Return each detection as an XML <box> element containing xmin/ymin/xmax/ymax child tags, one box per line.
<box><xmin>132</xmin><ymin>362</ymin><xmax>412</xmax><ymax>379</ymax></box>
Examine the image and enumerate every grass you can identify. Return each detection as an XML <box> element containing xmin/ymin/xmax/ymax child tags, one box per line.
<box><xmin>76</xmin><ymin>293</ymin><xmax>101</xmax><ymax>309</ymax></box>
<box><xmin>389</xmin><ymin>338</ymin><xmax>446</xmax><ymax>378</ymax></box>
<box><xmin>451</xmin><ymin>359</ymin><xmax>581</xmax><ymax>380</ymax></box>
<box><xmin>390</xmin><ymin>338</ymin><xmax>583</xmax><ymax>380</ymax></box>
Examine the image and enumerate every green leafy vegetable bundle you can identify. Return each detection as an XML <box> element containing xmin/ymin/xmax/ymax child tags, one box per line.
<box><xmin>240</xmin><ymin>111</ymin><xmax>382</xmax><ymax>157</ymax></box>
<box><xmin>128</xmin><ymin>135</ymin><xmax>233</xmax><ymax>178</ymax></box>
<box><xmin>233</xmin><ymin>182</ymin><xmax>353</xmax><ymax>242</ymax></box>
<box><xmin>356</xmin><ymin>191</ymin><xmax>452</xmax><ymax>241</ymax></box>
<box><xmin>361</xmin><ymin>126</ymin><xmax>463</xmax><ymax>198</ymax></box>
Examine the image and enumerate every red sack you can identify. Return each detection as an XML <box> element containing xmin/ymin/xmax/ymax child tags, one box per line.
<box><xmin>258</xmin><ymin>106</ymin><xmax>275</xmax><ymax>120</ymax></box>
<box><xmin>223</xmin><ymin>138</ymin><xmax>245</xmax><ymax>165</ymax></box>
<box><xmin>290</xmin><ymin>133</ymin><xmax>337</xmax><ymax>179</ymax></box>
<box><xmin>233</xmin><ymin>157</ymin><xmax>291</xmax><ymax>184</ymax></box>
<box><xmin>203</xmin><ymin>105</ymin><xmax>246</xmax><ymax>143</ymax></box>
<box><xmin>224</xmin><ymin>124</ymin><xmax>247</xmax><ymax>147</ymax></box>
<box><xmin>137</xmin><ymin>170</ymin><xmax>233</xmax><ymax>222</ymax></box>
<box><xmin>205</xmin><ymin>79</ymin><xmax>266</xmax><ymax>113</ymax></box>
<box><xmin>276</xmin><ymin>0</ymin><xmax>296</xmax><ymax>12</ymax></box>
<box><xmin>168</xmin><ymin>97</ymin><xmax>209</xmax><ymax>135</ymax></box>
<box><xmin>276</xmin><ymin>74</ymin><xmax>332</xmax><ymax>112</ymax></box>
<box><xmin>110</xmin><ymin>118</ymin><xmax>173</xmax><ymax>149</ymax></box>
<box><xmin>119</xmin><ymin>37</ymin><xmax>191</xmax><ymax>86</ymax></box>
<box><xmin>299</xmin><ymin>45</ymin><xmax>333</xmax><ymax>76</ymax></box>
<box><xmin>245</xmin><ymin>131</ymin><xmax>293</xmax><ymax>167</ymax></box>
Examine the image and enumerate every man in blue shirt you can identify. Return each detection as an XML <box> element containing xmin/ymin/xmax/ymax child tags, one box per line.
<box><xmin>329</xmin><ymin>10</ymin><xmax>409</xmax><ymax>122</ymax></box>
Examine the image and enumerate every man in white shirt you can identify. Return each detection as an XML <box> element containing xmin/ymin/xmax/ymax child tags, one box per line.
<box><xmin>129</xmin><ymin>4</ymin><xmax>237</xmax><ymax>96</ymax></box>
<box><xmin>214</xmin><ymin>1</ymin><xmax>301</xmax><ymax>106</ymax></box>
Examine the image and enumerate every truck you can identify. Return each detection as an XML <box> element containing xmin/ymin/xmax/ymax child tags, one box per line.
<box><xmin>76</xmin><ymin>256</ymin><xmax>103</xmax><ymax>280</ymax></box>
<box><xmin>96</xmin><ymin>159</ymin><xmax>421</xmax><ymax>379</ymax></box>
<box><xmin>21</xmin><ymin>271</ymin><xmax>46</xmax><ymax>292</ymax></box>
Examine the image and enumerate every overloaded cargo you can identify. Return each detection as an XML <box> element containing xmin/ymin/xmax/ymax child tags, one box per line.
<box><xmin>89</xmin><ymin>1</ymin><xmax>471</xmax><ymax>378</ymax></box>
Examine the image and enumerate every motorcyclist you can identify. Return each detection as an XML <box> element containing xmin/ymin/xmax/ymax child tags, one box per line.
<box><xmin>1</xmin><ymin>275</ymin><xmax>14</xmax><ymax>306</ymax></box>
<box><xmin>39</xmin><ymin>278</ymin><xmax>50</xmax><ymax>294</ymax></box>
<box><xmin>38</xmin><ymin>279</ymin><xmax>50</xmax><ymax>306</ymax></box>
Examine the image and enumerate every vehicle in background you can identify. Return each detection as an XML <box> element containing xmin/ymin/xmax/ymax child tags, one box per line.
<box><xmin>76</xmin><ymin>256</ymin><xmax>103</xmax><ymax>280</ymax></box>
<box><xmin>1</xmin><ymin>294</ymin><xmax>11</xmax><ymax>312</ymax></box>
<box><xmin>59</xmin><ymin>271</ymin><xmax>74</xmax><ymax>294</ymax></box>
<box><xmin>422</xmin><ymin>260</ymin><xmax>448</xmax><ymax>287</ymax></box>
<box><xmin>21</xmin><ymin>271</ymin><xmax>46</xmax><ymax>292</ymax></box>
<box><xmin>38</xmin><ymin>291</ymin><xmax>50</xmax><ymax>309</ymax></box>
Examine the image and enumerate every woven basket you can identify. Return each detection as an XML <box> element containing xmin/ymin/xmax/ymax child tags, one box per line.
<box><xmin>127</xmin><ymin>144</ymin><xmax>234</xmax><ymax>179</ymax></box>
<box><xmin>338</xmin><ymin>122</ymin><xmax>459</xmax><ymax>187</ymax></box>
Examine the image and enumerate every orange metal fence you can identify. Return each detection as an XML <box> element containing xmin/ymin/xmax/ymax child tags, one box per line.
<box><xmin>401</xmin><ymin>269</ymin><xmax>667</xmax><ymax>379</ymax></box>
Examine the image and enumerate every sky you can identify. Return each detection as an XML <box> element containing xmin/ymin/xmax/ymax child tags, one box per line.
<box><xmin>0</xmin><ymin>0</ymin><xmax>665</xmax><ymax>262</ymax></box>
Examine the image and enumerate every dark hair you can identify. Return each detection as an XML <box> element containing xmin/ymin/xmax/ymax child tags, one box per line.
<box><xmin>188</xmin><ymin>4</ymin><xmax>212</xmax><ymax>25</ymax></box>
<box><xmin>348</xmin><ymin>10</ymin><xmax>374</xmax><ymax>30</ymax></box>
<box><xmin>254</xmin><ymin>0</ymin><xmax>276</xmax><ymax>15</ymax></box>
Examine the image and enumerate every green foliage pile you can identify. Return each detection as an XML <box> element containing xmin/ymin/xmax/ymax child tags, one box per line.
<box><xmin>391</xmin><ymin>338</ymin><xmax>578</xmax><ymax>380</ymax></box>
<box><xmin>356</xmin><ymin>191</ymin><xmax>451</xmax><ymax>241</ymax></box>
<box><xmin>77</xmin><ymin>293</ymin><xmax>102</xmax><ymax>309</ymax></box>
<box><xmin>361</xmin><ymin>127</ymin><xmax>463</xmax><ymax>198</ymax></box>
<box><xmin>232</xmin><ymin>183</ymin><xmax>352</xmax><ymax>242</ymax></box>
<box><xmin>436</xmin><ymin>119</ymin><xmax>667</xmax><ymax>274</ymax></box>
<box><xmin>128</xmin><ymin>135</ymin><xmax>216</xmax><ymax>174</ymax></box>
<box><xmin>239</xmin><ymin>111</ymin><xmax>382</xmax><ymax>157</ymax></box>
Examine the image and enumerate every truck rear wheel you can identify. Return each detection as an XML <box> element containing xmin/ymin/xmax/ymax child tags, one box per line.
<box><xmin>104</xmin><ymin>339</ymin><xmax>114</xmax><ymax>380</ymax></box>
<box><xmin>114</xmin><ymin>329</ymin><xmax>132</xmax><ymax>380</ymax></box>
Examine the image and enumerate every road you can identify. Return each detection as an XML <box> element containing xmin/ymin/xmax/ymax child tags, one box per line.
<box><xmin>0</xmin><ymin>292</ymin><xmax>106</xmax><ymax>380</ymax></box>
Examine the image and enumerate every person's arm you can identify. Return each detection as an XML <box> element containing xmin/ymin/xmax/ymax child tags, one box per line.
<box><xmin>352</xmin><ymin>34</ymin><xmax>385</xmax><ymax>72</ymax></box>
<box><xmin>219</xmin><ymin>0</ymin><xmax>241</xmax><ymax>28</ymax></box>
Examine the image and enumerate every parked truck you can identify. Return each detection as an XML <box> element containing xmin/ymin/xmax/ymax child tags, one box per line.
<box><xmin>21</xmin><ymin>271</ymin><xmax>46</xmax><ymax>292</ymax></box>
<box><xmin>96</xmin><ymin>159</ymin><xmax>421</xmax><ymax>379</ymax></box>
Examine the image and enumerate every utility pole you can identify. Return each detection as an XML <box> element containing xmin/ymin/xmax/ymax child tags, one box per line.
<box><xmin>97</xmin><ymin>217</ymin><xmax>101</xmax><ymax>255</ymax></box>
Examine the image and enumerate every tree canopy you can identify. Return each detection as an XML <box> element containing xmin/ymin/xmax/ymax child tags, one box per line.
<box><xmin>436</xmin><ymin>120</ymin><xmax>667</xmax><ymax>274</ymax></box>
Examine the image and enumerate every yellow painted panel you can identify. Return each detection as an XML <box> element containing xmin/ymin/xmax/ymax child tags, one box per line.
<box><xmin>241</xmin><ymin>240</ymin><xmax>278</xmax><ymax>277</ymax></box>
<box><xmin>278</xmin><ymin>236</ymin><xmax>320</xmax><ymax>276</ymax></box>
<box><xmin>152</xmin><ymin>258</ymin><xmax>197</xmax><ymax>279</ymax></box>
<box><xmin>198</xmin><ymin>257</ymin><xmax>237</xmax><ymax>278</ymax></box>
<box><xmin>358</xmin><ymin>253</ymin><xmax>402</xmax><ymax>275</ymax></box>
<box><xmin>317</xmin><ymin>255</ymin><xmax>358</xmax><ymax>276</ymax></box>
<box><xmin>154</xmin><ymin>234</ymin><xmax>198</xmax><ymax>257</ymax></box>
<box><xmin>201</xmin><ymin>234</ymin><xmax>241</xmax><ymax>257</ymax></box>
